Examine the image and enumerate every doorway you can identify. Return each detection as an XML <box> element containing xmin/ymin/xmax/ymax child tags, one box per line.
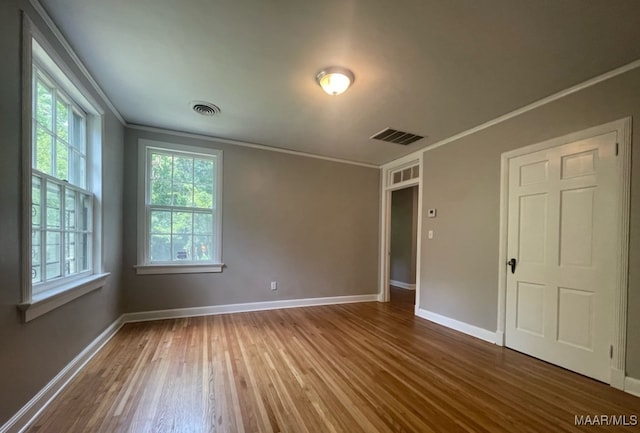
<box><xmin>497</xmin><ymin>118</ymin><xmax>631</xmax><ymax>387</ymax></box>
<box><xmin>379</xmin><ymin>159</ymin><xmax>421</xmax><ymax>310</ymax></box>
<box><xmin>389</xmin><ymin>186</ymin><xmax>418</xmax><ymax>309</ymax></box>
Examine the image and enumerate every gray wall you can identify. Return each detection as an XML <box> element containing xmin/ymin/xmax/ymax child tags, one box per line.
<box><xmin>0</xmin><ymin>0</ymin><xmax>124</xmax><ymax>426</ymax></box>
<box><xmin>390</xmin><ymin>186</ymin><xmax>418</xmax><ymax>285</ymax></box>
<box><xmin>419</xmin><ymin>66</ymin><xmax>640</xmax><ymax>379</ymax></box>
<box><xmin>121</xmin><ymin>128</ymin><xmax>380</xmax><ymax>312</ymax></box>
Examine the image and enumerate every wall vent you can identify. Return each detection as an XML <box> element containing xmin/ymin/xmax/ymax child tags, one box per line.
<box><xmin>370</xmin><ymin>128</ymin><xmax>424</xmax><ymax>145</ymax></box>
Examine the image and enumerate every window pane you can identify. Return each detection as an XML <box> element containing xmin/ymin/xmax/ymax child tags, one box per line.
<box><xmin>194</xmin><ymin>213</ymin><xmax>212</xmax><ymax>235</ymax></box>
<box><xmin>172</xmin><ymin>211</ymin><xmax>193</xmax><ymax>234</ymax></box>
<box><xmin>194</xmin><ymin>159</ymin><xmax>213</xmax><ymax>185</ymax></box>
<box><xmin>32</xmin><ymin>230</ymin><xmax>42</xmax><ymax>284</ymax></box>
<box><xmin>193</xmin><ymin>183</ymin><xmax>213</xmax><ymax>209</ymax></box>
<box><xmin>65</xmin><ymin>189</ymin><xmax>76</xmax><ymax>230</ymax></box>
<box><xmin>77</xmin><ymin>232</ymin><xmax>90</xmax><ymax>272</ymax></box>
<box><xmin>69</xmin><ymin>149</ymin><xmax>78</xmax><ymax>186</ymax></box>
<box><xmin>56</xmin><ymin>99</ymin><xmax>69</xmax><ymax>141</ymax></box>
<box><xmin>174</xmin><ymin>156</ymin><xmax>193</xmax><ymax>183</ymax></box>
<box><xmin>78</xmin><ymin>194</ymin><xmax>91</xmax><ymax>231</ymax></box>
<box><xmin>172</xmin><ymin>234</ymin><xmax>192</xmax><ymax>260</ymax></box>
<box><xmin>32</xmin><ymin>176</ymin><xmax>42</xmax><ymax>228</ymax></box>
<box><xmin>67</xmin><ymin>151</ymin><xmax>86</xmax><ymax>188</ymax></box>
<box><xmin>144</xmin><ymin>147</ymin><xmax>220</xmax><ymax>265</ymax></box>
<box><xmin>56</xmin><ymin>140</ymin><xmax>69</xmax><ymax>181</ymax></box>
<box><xmin>194</xmin><ymin>235</ymin><xmax>212</xmax><ymax>261</ymax></box>
<box><xmin>150</xmin><ymin>235</ymin><xmax>171</xmax><ymax>261</ymax></box>
<box><xmin>172</xmin><ymin>182</ymin><xmax>193</xmax><ymax>207</ymax></box>
<box><xmin>46</xmin><ymin>182</ymin><xmax>61</xmax><ymax>229</ymax></box>
<box><xmin>65</xmin><ymin>232</ymin><xmax>77</xmax><ymax>275</ymax></box>
<box><xmin>72</xmin><ymin>111</ymin><xmax>85</xmax><ymax>152</ymax></box>
<box><xmin>35</xmin><ymin>127</ymin><xmax>53</xmax><ymax>175</ymax></box>
<box><xmin>46</xmin><ymin>231</ymin><xmax>61</xmax><ymax>280</ymax></box>
<box><xmin>36</xmin><ymin>79</ymin><xmax>53</xmax><ymax>130</ymax></box>
<box><xmin>150</xmin><ymin>210</ymin><xmax>171</xmax><ymax>234</ymax></box>
<box><xmin>78</xmin><ymin>155</ymin><xmax>86</xmax><ymax>189</ymax></box>
<box><xmin>150</xmin><ymin>154</ymin><xmax>172</xmax><ymax>205</ymax></box>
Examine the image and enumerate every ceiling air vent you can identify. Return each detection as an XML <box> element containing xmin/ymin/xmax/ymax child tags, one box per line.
<box><xmin>191</xmin><ymin>101</ymin><xmax>221</xmax><ymax>116</ymax></box>
<box><xmin>370</xmin><ymin>128</ymin><xmax>424</xmax><ymax>145</ymax></box>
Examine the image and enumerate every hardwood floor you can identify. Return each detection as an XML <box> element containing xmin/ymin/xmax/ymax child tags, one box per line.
<box><xmin>389</xmin><ymin>285</ymin><xmax>415</xmax><ymax>309</ymax></box>
<box><xmin>27</xmin><ymin>302</ymin><xmax>639</xmax><ymax>432</ymax></box>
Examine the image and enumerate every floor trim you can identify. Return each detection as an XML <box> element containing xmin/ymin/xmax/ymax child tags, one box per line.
<box><xmin>121</xmin><ymin>294</ymin><xmax>379</xmax><ymax>323</ymax></box>
<box><xmin>625</xmin><ymin>376</ymin><xmax>640</xmax><ymax>398</ymax></box>
<box><xmin>415</xmin><ymin>308</ymin><xmax>498</xmax><ymax>344</ymax></box>
<box><xmin>389</xmin><ymin>280</ymin><xmax>416</xmax><ymax>290</ymax></box>
<box><xmin>0</xmin><ymin>318</ymin><xmax>124</xmax><ymax>433</ymax></box>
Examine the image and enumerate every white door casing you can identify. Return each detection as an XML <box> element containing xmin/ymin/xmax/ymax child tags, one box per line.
<box><xmin>498</xmin><ymin>118</ymin><xmax>631</xmax><ymax>388</ymax></box>
<box><xmin>379</xmin><ymin>157</ymin><xmax>422</xmax><ymax>307</ymax></box>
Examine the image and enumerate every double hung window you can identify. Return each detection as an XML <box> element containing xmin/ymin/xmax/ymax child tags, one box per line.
<box><xmin>31</xmin><ymin>65</ymin><xmax>92</xmax><ymax>293</ymax></box>
<box><xmin>21</xmin><ymin>28</ymin><xmax>107</xmax><ymax>322</ymax></box>
<box><xmin>136</xmin><ymin>140</ymin><xmax>223</xmax><ymax>274</ymax></box>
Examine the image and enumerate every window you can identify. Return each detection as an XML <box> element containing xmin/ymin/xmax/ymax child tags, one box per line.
<box><xmin>136</xmin><ymin>140</ymin><xmax>223</xmax><ymax>274</ymax></box>
<box><xmin>32</xmin><ymin>65</ymin><xmax>92</xmax><ymax>293</ymax></box>
<box><xmin>20</xmin><ymin>23</ymin><xmax>108</xmax><ymax>322</ymax></box>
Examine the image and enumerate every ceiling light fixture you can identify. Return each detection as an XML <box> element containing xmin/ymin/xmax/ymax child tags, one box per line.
<box><xmin>316</xmin><ymin>66</ymin><xmax>355</xmax><ymax>96</ymax></box>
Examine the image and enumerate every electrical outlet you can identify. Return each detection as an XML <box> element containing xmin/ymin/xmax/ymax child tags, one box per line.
<box><xmin>270</xmin><ymin>281</ymin><xmax>277</xmax><ymax>291</ymax></box>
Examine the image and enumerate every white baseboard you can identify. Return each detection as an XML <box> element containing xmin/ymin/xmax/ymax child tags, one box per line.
<box><xmin>625</xmin><ymin>376</ymin><xmax>640</xmax><ymax>398</ymax></box>
<box><xmin>0</xmin><ymin>317</ymin><xmax>124</xmax><ymax>433</ymax></box>
<box><xmin>611</xmin><ymin>368</ymin><xmax>625</xmax><ymax>390</ymax></box>
<box><xmin>1</xmin><ymin>294</ymin><xmax>377</xmax><ymax>433</ymax></box>
<box><xmin>16</xmin><ymin>295</ymin><xmax>637</xmax><ymax>433</ymax></box>
<box><xmin>415</xmin><ymin>308</ymin><xmax>498</xmax><ymax>344</ymax></box>
<box><xmin>121</xmin><ymin>294</ymin><xmax>379</xmax><ymax>323</ymax></box>
<box><xmin>389</xmin><ymin>280</ymin><xmax>416</xmax><ymax>290</ymax></box>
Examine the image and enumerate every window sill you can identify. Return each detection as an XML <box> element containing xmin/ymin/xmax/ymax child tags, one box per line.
<box><xmin>18</xmin><ymin>273</ymin><xmax>110</xmax><ymax>322</ymax></box>
<box><xmin>134</xmin><ymin>263</ymin><xmax>224</xmax><ymax>275</ymax></box>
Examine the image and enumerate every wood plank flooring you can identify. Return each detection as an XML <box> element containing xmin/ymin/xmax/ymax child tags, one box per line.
<box><xmin>26</xmin><ymin>301</ymin><xmax>639</xmax><ymax>432</ymax></box>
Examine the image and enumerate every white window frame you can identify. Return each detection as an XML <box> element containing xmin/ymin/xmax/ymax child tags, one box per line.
<box><xmin>135</xmin><ymin>139</ymin><xmax>224</xmax><ymax>275</ymax></box>
<box><xmin>19</xmin><ymin>16</ymin><xmax>109</xmax><ymax>322</ymax></box>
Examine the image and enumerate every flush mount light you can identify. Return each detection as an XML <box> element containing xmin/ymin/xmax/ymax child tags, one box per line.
<box><xmin>316</xmin><ymin>66</ymin><xmax>355</xmax><ymax>96</ymax></box>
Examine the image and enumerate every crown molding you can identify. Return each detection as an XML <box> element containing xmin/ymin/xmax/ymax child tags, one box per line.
<box><xmin>127</xmin><ymin>124</ymin><xmax>380</xmax><ymax>169</ymax></box>
<box><xmin>383</xmin><ymin>57</ymin><xmax>640</xmax><ymax>168</ymax></box>
<box><xmin>29</xmin><ymin>0</ymin><xmax>126</xmax><ymax>125</ymax></box>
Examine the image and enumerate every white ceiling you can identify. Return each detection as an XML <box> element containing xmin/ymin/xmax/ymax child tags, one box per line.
<box><xmin>41</xmin><ymin>0</ymin><xmax>640</xmax><ymax>166</ymax></box>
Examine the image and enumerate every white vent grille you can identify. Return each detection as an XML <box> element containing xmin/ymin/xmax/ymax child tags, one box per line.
<box><xmin>191</xmin><ymin>101</ymin><xmax>221</xmax><ymax>116</ymax></box>
<box><xmin>370</xmin><ymin>128</ymin><xmax>424</xmax><ymax>145</ymax></box>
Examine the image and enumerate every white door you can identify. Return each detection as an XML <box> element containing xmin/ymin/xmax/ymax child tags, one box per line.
<box><xmin>505</xmin><ymin>131</ymin><xmax>618</xmax><ymax>383</ymax></box>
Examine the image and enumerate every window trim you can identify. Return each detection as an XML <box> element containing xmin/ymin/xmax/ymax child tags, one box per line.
<box><xmin>135</xmin><ymin>139</ymin><xmax>224</xmax><ymax>275</ymax></box>
<box><xmin>20</xmin><ymin>15</ymin><xmax>109</xmax><ymax>321</ymax></box>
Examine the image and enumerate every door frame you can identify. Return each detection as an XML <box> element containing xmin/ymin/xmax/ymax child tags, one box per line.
<box><xmin>496</xmin><ymin>117</ymin><xmax>632</xmax><ymax>389</ymax></box>
<box><xmin>379</xmin><ymin>154</ymin><xmax>422</xmax><ymax>311</ymax></box>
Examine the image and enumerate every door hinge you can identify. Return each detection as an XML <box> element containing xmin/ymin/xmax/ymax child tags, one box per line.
<box><xmin>610</xmin><ymin>345</ymin><xmax>614</xmax><ymax>359</ymax></box>
<box><xmin>615</xmin><ymin>142</ymin><xmax>619</xmax><ymax>156</ymax></box>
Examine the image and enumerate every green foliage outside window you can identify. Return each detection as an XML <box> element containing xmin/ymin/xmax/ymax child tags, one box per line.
<box><xmin>148</xmin><ymin>151</ymin><xmax>216</xmax><ymax>262</ymax></box>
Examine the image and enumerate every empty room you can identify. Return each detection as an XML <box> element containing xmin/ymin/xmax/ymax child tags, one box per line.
<box><xmin>2</xmin><ymin>0</ymin><xmax>640</xmax><ymax>432</ymax></box>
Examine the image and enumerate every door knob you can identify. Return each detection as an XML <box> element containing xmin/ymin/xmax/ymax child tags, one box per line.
<box><xmin>507</xmin><ymin>258</ymin><xmax>517</xmax><ymax>274</ymax></box>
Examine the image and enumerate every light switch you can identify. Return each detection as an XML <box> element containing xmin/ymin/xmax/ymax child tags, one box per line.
<box><xmin>428</xmin><ymin>230</ymin><xmax>434</xmax><ymax>239</ymax></box>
